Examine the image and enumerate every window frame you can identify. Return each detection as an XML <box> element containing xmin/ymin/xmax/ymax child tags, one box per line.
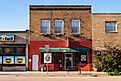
<box><xmin>54</xmin><ymin>20</ymin><xmax>64</xmax><ymax>34</ymax></box>
<box><xmin>41</xmin><ymin>20</ymin><xmax>50</xmax><ymax>34</ymax></box>
<box><xmin>105</xmin><ymin>21</ymin><xmax>117</xmax><ymax>32</ymax></box>
<box><xmin>71</xmin><ymin>19</ymin><xmax>81</xmax><ymax>34</ymax></box>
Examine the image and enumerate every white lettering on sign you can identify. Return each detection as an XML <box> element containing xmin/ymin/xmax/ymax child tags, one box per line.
<box><xmin>0</xmin><ymin>34</ymin><xmax>15</xmax><ymax>41</ymax></box>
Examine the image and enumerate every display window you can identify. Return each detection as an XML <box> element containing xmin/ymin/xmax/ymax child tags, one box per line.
<box><xmin>0</xmin><ymin>56</ymin><xmax>2</xmax><ymax>64</ymax></box>
<box><xmin>4</xmin><ymin>48</ymin><xmax>14</xmax><ymax>54</ymax></box>
<box><xmin>15</xmin><ymin>56</ymin><xmax>25</xmax><ymax>64</ymax></box>
<box><xmin>3</xmin><ymin>56</ymin><xmax>14</xmax><ymax>64</ymax></box>
<box><xmin>16</xmin><ymin>47</ymin><xmax>25</xmax><ymax>55</ymax></box>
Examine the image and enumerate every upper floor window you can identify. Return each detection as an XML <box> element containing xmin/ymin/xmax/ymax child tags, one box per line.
<box><xmin>54</xmin><ymin>20</ymin><xmax>64</xmax><ymax>34</ymax></box>
<box><xmin>105</xmin><ymin>21</ymin><xmax>117</xmax><ymax>32</ymax></box>
<box><xmin>41</xmin><ymin>20</ymin><xmax>50</xmax><ymax>34</ymax></box>
<box><xmin>71</xmin><ymin>20</ymin><xmax>80</xmax><ymax>34</ymax></box>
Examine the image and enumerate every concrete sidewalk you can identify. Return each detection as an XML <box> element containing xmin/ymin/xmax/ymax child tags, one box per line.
<box><xmin>0</xmin><ymin>71</ymin><xmax>108</xmax><ymax>77</ymax></box>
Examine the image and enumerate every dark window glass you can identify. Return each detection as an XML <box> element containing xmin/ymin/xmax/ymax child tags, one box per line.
<box><xmin>16</xmin><ymin>47</ymin><xmax>25</xmax><ymax>55</ymax></box>
<box><xmin>0</xmin><ymin>48</ymin><xmax>3</xmax><ymax>54</ymax></box>
<box><xmin>4</xmin><ymin>47</ymin><xmax>15</xmax><ymax>55</ymax></box>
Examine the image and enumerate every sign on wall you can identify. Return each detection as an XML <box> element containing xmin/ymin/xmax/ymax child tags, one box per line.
<box><xmin>81</xmin><ymin>55</ymin><xmax>87</xmax><ymax>61</ymax></box>
<box><xmin>0</xmin><ymin>34</ymin><xmax>15</xmax><ymax>41</ymax></box>
<box><xmin>44</xmin><ymin>53</ymin><xmax>52</xmax><ymax>63</ymax></box>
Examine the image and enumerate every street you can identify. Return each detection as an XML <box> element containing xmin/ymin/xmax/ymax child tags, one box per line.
<box><xmin>0</xmin><ymin>74</ymin><xmax>121</xmax><ymax>81</ymax></box>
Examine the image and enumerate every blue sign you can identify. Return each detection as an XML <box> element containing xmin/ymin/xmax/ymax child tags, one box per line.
<box><xmin>0</xmin><ymin>33</ymin><xmax>15</xmax><ymax>41</ymax></box>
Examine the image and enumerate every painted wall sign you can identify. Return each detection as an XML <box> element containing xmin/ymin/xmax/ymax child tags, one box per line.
<box><xmin>44</xmin><ymin>53</ymin><xmax>52</xmax><ymax>63</ymax></box>
<box><xmin>0</xmin><ymin>34</ymin><xmax>15</xmax><ymax>41</ymax></box>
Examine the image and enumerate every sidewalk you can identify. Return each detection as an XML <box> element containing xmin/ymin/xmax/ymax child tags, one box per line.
<box><xmin>0</xmin><ymin>71</ymin><xmax>108</xmax><ymax>77</ymax></box>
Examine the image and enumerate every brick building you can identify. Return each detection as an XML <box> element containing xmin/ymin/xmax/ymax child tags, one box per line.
<box><xmin>92</xmin><ymin>13</ymin><xmax>121</xmax><ymax>63</ymax></box>
<box><xmin>0</xmin><ymin>30</ymin><xmax>29</xmax><ymax>71</ymax></box>
<box><xmin>29</xmin><ymin>5</ymin><xmax>93</xmax><ymax>71</ymax></box>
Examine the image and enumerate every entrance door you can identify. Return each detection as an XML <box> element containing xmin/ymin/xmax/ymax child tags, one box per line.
<box><xmin>32</xmin><ymin>55</ymin><xmax>39</xmax><ymax>71</ymax></box>
<box><xmin>64</xmin><ymin>53</ymin><xmax>73</xmax><ymax>70</ymax></box>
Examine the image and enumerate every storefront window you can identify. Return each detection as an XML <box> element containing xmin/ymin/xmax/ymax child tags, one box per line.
<box><xmin>76</xmin><ymin>52</ymin><xmax>87</xmax><ymax>64</ymax></box>
<box><xmin>0</xmin><ymin>48</ymin><xmax>3</xmax><ymax>54</ymax></box>
<box><xmin>4</xmin><ymin>47</ymin><xmax>14</xmax><ymax>55</ymax></box>
<box><xmin>3</xmin><ymin>56</ymin><xmax>14</xmax><ymax>64</ymax></box>
<box><xmin>16</xmin><ymin>47</ymin><xmax>25</xmax><ymax>55</ymax></box>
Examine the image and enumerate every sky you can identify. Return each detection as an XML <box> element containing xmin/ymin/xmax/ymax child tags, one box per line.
<box><xmin>0</xmin><ymin>0</ymin><xmax>121</xmax><ymax>31</ymax></box>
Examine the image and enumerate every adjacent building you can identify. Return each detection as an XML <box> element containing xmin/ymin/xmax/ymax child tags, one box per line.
<box><xmin>29</xmin><ymin>5</ymin><xmax>93</xmax><ymax>71</ymax></box>
<box><xmin>0</xmin><ymin>30</ymin><xmax>29</xmax><ymax>71</ymax></box>
<box><xmin>92</xmin><ymin>13</ymin><xmax>121</xmax><ymax>62</ymax></box>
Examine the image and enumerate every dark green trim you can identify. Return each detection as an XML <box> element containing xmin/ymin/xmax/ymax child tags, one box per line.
<box><xmin>39</xmin><ymin>48</ymin><xmax>89</xmax><ymax>53</ymax></box>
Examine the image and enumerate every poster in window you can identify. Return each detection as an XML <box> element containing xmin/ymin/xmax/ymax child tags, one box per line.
<box><xmin>15</xmin><ymin>56</ymin><xmax>25</xmax><ymax>64</ymax></box>
<box><xmin>16</xmin><ymin>47</ymin><xmax>25</xmax><ymax>54</ymax></box>
<box><xmin>3</xmin><ymin>56</ymin><xmax>14</xmax><ymax>64</ymax></box>
<box><xmin>0</xmin><ymin>56</ymin><xmax>2</xmax><ymax>64</ymax></box>
<box><xmin>44</xmin><ymin>53</ymin><xmax>52</xmax><ymax>63</ymax></box>
<box><xmin>4</xmin><ymin>48</ymin><xmax>14</xmax><ymax>54</ymax></box>
<box><xmin>81</xmin><ymin>55</ymin><xmax>87</xmax><ymax>61</ymax></box>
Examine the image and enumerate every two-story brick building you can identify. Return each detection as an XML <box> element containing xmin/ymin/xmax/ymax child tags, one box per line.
<box><xmin>29</xmin><ymin>5</ymin><xmax>92</xmax><ymax>71</ymax></box>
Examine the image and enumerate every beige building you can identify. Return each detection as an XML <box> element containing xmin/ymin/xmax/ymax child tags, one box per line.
<box><xmin>92</xmin><ymin>13</ymin><xmax>121</xmax><ymax>50</ymax></box>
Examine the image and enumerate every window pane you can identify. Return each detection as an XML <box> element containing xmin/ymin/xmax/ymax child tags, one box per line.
<box><xmin>54</xmin><ymin>20</ymin><xmax>63</xmax><ymax>33</ymax></box>
<box><xmin>72</xmin><ymin>27</ymin><xmax>79</xmax><ymax>33</ymax></box>
<box><xmin>72</xmin><ymin>21</ymin><xmax>79</xmax><ymax>27</ymax></box>
<box><xmin>71</xmin><ymin>20</ymin><xmax>80</xmax><ymax>33</ymax></box>
<box><xmin>105</xmin><ymin>22</ymin><xmax>116</xmax><ymax>32</ymax></box>
<box><xmin>41</xmin><ymin>20</ymin><xmax>50</xmax><ymax>33</ymax></box>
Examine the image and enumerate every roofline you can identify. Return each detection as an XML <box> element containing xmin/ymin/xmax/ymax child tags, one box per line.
<box><xmin>30</xmin><ymin>5</ymin><xmax>91</xmax><ymax>7</ymax></box>
<box><xmin>30</xmin><ymin>5</ymin><xmax>91</xmax><ymax>11</ymax></box>
<box><xmin>93</xmin><ymin>13</ymin><xmax>121</xmax><ymax>15</ymax></box>
<box><xmin>0</xmin><ymin>30</ymin><xmax>29</xmax><ymax>33</ymax></box>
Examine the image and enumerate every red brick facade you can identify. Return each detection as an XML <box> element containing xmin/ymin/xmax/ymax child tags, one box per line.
<box><xmin>29</xmin><ymin>5</ymin><xmax>92</xmax><ymax>71</ymax></box>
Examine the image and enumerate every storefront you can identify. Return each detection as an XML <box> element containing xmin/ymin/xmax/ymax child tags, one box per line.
<box><xmin>40</xmin><ymin>48</ymin><xmax>90</xmax><ymax>71</ymax></box>
<box><xmin>29</xmin><ymin>40</ymin><xmax>92</xmax><ymax>71</ymax></box>
<box><xmin>0</xmin><ymin>31</ymin><xmax>29</xmax><ymax>71</ymax></box>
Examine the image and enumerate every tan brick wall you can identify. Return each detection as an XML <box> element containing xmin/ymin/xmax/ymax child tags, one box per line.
<box><xmin>92</xmin><ymin>13</ymin><xmax>121</xmax><ymax>64</ymax></box>
<box><xmin>92</xmin><ymin>14</ymin><xmax>121</xmax><ymax>50</ymax></box>
<box><xmin>30</xmin><ymin>6</ymin><xmax>92</xmax><ymax>41</ymax></box>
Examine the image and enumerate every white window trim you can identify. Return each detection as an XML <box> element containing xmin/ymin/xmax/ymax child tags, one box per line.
<box><xmin>41</xmin><ymin>20</ymin><xmax>50</xmax><ymax>34</ymax></box>
<box><xmin>105</xmin><ymin>21</ymin><xmax>118</xmax><ymax>33</ymax></box>
<box><xmin>71</xmin><ymin>20</ymin><xmax>80</xmax><ymax>34</ymax></box>
<box><xmin>54</xmin><ymin>20</ymin><xmax>64</xmax><ymax>34</ymax></box>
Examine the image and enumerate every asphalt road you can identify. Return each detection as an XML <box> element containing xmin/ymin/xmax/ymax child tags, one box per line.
<box><xmin>0</xmin><ymin>75</ymin><xmax>121</xmax><ymax>81</ymax></box>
